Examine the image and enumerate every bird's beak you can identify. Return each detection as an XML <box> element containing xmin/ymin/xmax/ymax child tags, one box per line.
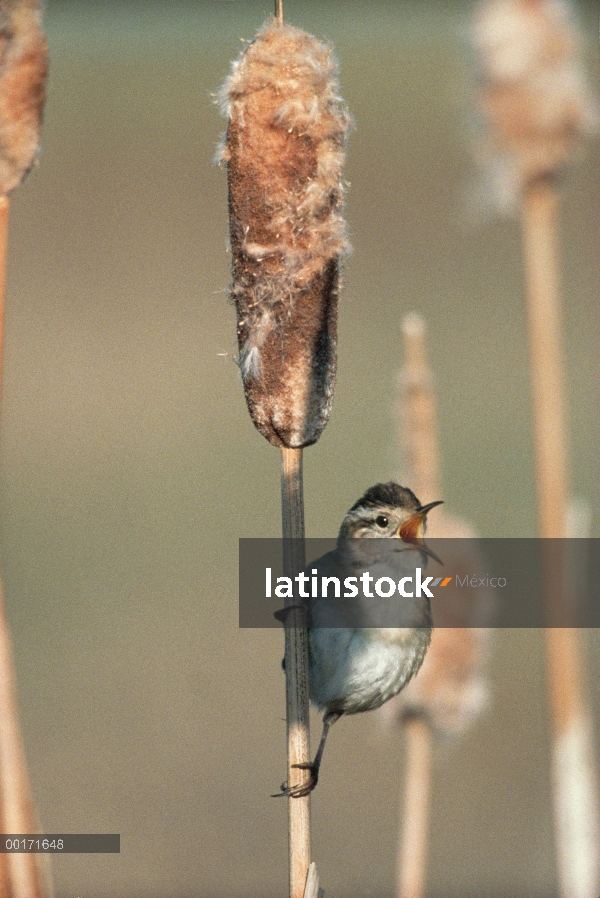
<box><xmin>397</xmin><ymin>500</ymin><xmax>444</xmax><ymax>564</ymax></box>
<box><xmin>398</xmin><ymin>500</ymin><xmax>444</xmax><ymax>540</ymax></box>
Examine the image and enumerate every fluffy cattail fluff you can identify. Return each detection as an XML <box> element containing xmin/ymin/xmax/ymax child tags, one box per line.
<box><xmin>471</xmin><ymin>0</ymin><xmax>597</xmax><ymax>209</ymax></box>
<box><xmin>218</xmin><ymin>22</ymin><xmax>351</xmax><ymax>448</ymax></box>
<box><xmin>0</xmin><ymin>0</ymin><xmax>47</xmax><ymax>195</ymax></box>
<box><xmin>382</xmin><ymin>313</ymin><xmax>492</xmax><ymax>736</ymax></box>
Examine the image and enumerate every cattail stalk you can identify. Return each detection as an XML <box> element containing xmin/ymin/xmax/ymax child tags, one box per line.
<box><xmin>275</xmin><ymin>0</ymin><xmax>284</xmax><ymax>27</ymax></box>
<box><xmin>281</xmin><ymin>447</ymin><xmax>311</xmax><ymax>898</ymax></box>
<box><xmin>219</xmin><ymin>12</ymin><xmax>350</xmax><ymax>898</ymax></box>
<box><xmin>396</xmin><ymin>313</ymin><xmax>441</xmax><ymax>506</ymax></box>
<box><xmin>472</xmin><ymin>2</ymin><xmax>599</xmax><ymax>894</ymax></box>
<box><xmin>522</xmin><ymin>180</ymin><xmax>600</xmax><ymax>897</ymax></box>
<box><xmin>394</xmin><ymin>314</ymin><xmax>436</xmax><ymax>898</ymax></box>
<box><xmin>521</xmin><ymin>180</ymin><xmax>567</xmax><ymax>540</ymax></box>
<box><xmin>0</xmin><ymin>3</ymin><xmax>48</xmax><ymax>897</ymax></box>
<box><xmin>0</xmin><ymin>200</ymin><xmax>9</xmax><ymax>898</ymax></box>
<box><xmin>0</xmin><ymin>196</ymin><xmax>9</xmax><ymax>898</ymax></box>
<box><xmin>396</xmin><ymin>716</ymin><xmax>432</xmax><ymax>898</ymax></box>
<box><xmin>0</xmin><ymin>196</ymin><xmax>7</xmax><ymax>395</ymax></box>
<box><xmin>391</xmin><ymin>313</ymin><xmax>490</xmax><ymax>898</ymax></box>
<box><xmin>0</xmin><ymin>587</ymin><xmax>48</xmax><ymax>898</ymax></box>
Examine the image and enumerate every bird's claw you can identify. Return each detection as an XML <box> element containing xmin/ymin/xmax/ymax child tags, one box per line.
<box><xmin>271</xmin><ymin>762</ymin><xmax>319</xmax><ymax>798</ymax></box>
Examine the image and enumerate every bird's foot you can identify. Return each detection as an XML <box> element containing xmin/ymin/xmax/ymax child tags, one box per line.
<box><xmin>271</xmin><ymin>762</ymin><xmax>319</xmax><ymax>799</ymax></box>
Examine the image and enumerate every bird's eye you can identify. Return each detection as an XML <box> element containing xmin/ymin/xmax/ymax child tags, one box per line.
<box><xmin>375</xmin><ymin>515</ymin><xmax>389</xmax><ymax>529</ymax></box>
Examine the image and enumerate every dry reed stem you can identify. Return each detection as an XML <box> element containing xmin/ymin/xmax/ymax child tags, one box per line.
<box><xmin>395</xmin><ymin>313</ymin><xmax>441</xmax><ymax>503</ymax></box>
<box><xmin>275</xmin><ymin>0</ymin><xmax>284</xmax><ymax>28</ymax></box>
<box><xmin>0</xmin><ymin>194</ymin><xmax>49</xmax><ymax>898</ymax></box>
<box><xmin>219</xmin><ymin>22</ymin><xmax>351</xmax><ymax>448</ymax></box>
<box><xmin>281</xmin><ymin>447</ymin><xmax>311</xmax><ymax>898</ymax></box>
<box><xmin>0</xmin><ymin>202</ymin><xmax>9</xmax><ymax>898</ymax></box>
<box><xmin>0</xmin><ymin>6</ymin><xmax>48</xmax><ymax>896</ymax></box>
<box><xmin>521</xmin><ymin>180</ymin><xmax>567</xmax><ymax>539</ymax></box>
<box><xmin>0</xmin><ymin>176</ymin><xmax>49</xmax><ymax>898</ymax></box>
<box><xmin>0</xmin><ymin>586</ymin><xmax>48</xmax><ymax>898</ymax></box>
<box><xmin>545</xmin><ymin>627</ymin><xmax>600</xmax><ymax>897</ymax></box>
<box><xmin>0</xmin><ymin>196</ymin><xmax>7</xmax><ymax>395</ymax></box>
<box><xmin>521</xmin><ymin>179</ymin><xmax>599</xmax><ymax>897</ymax></box>
<box><xmin>396</xmin><ymin>716</ymin><xmax>432</xmax><ymax>898</ymax></box>
<box><xmin>551</xmin><ymin>498</ymin><xmax>600</xmax><ymax>898</ymax></box>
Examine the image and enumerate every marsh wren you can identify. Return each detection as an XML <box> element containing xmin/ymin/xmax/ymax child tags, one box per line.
<box><xmin>278</xmin><ymin>482</ymin><xmax>442</xmax><ymax>797</ymax></box>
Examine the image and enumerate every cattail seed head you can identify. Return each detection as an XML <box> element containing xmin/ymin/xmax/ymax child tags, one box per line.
<box><xmin>218</xmin><ymin>22</ymin><xmax>351</xmax><ymax>448</ymax></box>
<box><xmin>471</xmin><ymin>0</ymin><xmax>597</xmax><ymax>205</ymax></box>
<box><xmin>0</xmin><ymin>0</ymin><xmax>47</xmax><ymax>196</ymax></box>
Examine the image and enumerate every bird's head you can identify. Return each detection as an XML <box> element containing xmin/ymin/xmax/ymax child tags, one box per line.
<box><xmin>338</xmin><ymin>482</ymin><xmax>443</xmax><ymax>560</ymax></box>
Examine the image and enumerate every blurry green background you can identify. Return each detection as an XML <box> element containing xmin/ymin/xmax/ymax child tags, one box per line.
<box><xmin>1</xmin><ymin>1</ymin><xmax>599</xmax><ymax>896</ymax></box>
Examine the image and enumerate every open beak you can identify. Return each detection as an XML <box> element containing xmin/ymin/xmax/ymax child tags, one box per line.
<box><xmin>398</xmin><ymin>500</ymin><xmax>444</xmax><ymax>564</ymax></box>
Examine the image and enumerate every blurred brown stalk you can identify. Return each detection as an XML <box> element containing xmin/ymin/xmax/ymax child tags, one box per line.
<box><xmin>472</xmin><ymin>2</ymin><xmax>599</xmax><ymax>894</ymax></box>
<box><xmin>0</xmin><ymin>2</ymin><xmax>49</xmax><ymax>896</ymax></box>
<box><xmin>389</xmin><ymin>313</ymin><xmax>490</xmax><ymax>898</ymax></box>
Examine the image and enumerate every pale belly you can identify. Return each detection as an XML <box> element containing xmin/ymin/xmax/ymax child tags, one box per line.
<box><xmin>308</xmin><ymin>627</ymin><xmax>431</xmax><ymax>715</ymax></box>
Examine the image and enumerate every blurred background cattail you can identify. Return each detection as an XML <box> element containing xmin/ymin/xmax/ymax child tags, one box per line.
<box><xmin>471</xmin><ymin>2</ymin><xmax>599</xmax><ymax>896</ymax></box>
<box><xmin>389</xmin><ymin>314</ymin><xmax>491</xmax><ymax>740</ymax></box>
<box><xmin>381</xmin><ymin>312</ymin><xmax>492</xmax><ymax>898</ymax></box>
<box><xmin>0</xmin><ymin>2</ymin><xmax>48</xmax><ymax>897</ymax></box>
<box><xmin>471</xmin><ymin>0</ymin><xmax>597</xmax><ymax>212</ymax></box>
